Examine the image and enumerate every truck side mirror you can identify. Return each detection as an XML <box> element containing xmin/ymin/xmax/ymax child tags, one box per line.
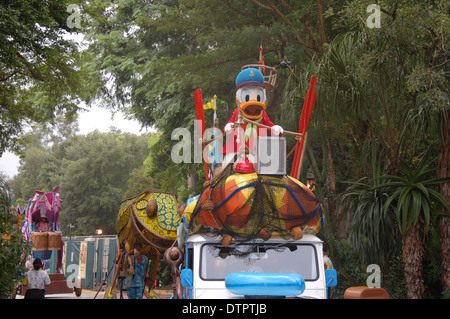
<box><xmin>325</xmin><ymin>269</ymin><xmax>337</xmax><ymax>287</ymax></box>
<box><xmin>181</xmin><ymin>268</ymin><xmax>193</xmax><ymax>288</ymax></box>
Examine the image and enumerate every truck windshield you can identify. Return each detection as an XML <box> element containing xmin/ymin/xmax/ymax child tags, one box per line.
<box><xmin>200</xmin><ymin>243</ymin><xmax>319</xmax><ymax>281</ymax></box>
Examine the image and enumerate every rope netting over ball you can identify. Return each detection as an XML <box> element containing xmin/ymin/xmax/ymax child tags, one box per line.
<box><xmin>188</xmin><ymin>166</ymin><xmax>323</xmax><ymax>243</ymax></box>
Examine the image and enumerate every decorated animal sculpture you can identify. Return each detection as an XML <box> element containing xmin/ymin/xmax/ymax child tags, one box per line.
<box><xmin>22</xmin><ymin>186</ymin><xmax>63</xmax><ymax>273</ymax></box>
<box><xmin>115</xmin><ymin>191</ymin><xmax>182</xmax><ymax>298</ymax></box>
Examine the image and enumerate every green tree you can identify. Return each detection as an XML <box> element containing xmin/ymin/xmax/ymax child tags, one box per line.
<box><xmin>121</xmin><ymin>130</ymin><xmax>161</xmax><ymax>199</ymax></box>
<box><xmin>9</xmin><ymin>124</ymin><xmax>154</xmax><ymax>236</ymax></box>
<box><xmin>378</xmin><ymin>156</ymin><xmax>450</xmax><ymax>299</ymax></box>
<box><xmin>302</xmin><ymin>0</ymin><xmax>449</xmax><ymax>297</ymax></box>
<box><xmin>82</xmin><ymin>0</ymin><xmax>343</xmax><ymax>199</ymax></box>
<box><xmin>59</xmin><ymin>131</ymin><xmax>152</xmax><ymax>235</ymax></box>
<box><xmin>0</xmin><ymin>0</ymin><xmax>99</xmax><ymax>155</ymax></box>
<box><xmin>123</xmin><ymin>166</ymin><xmax>158</xmax><ymax>199</ymax></box>
<box><xmin>0</xmin><ymin>177</ymin><xmax>30</xmax><ymax>298</ymax></box>
<box><xmin>9</xmin><ymin>116</ymin><xmax>79</xmax><ymax>201</ymax></box>
<box><xmin>340</xmin><ymin>152</ymin><xmax>400</xmax><ymax>268</ymax></box>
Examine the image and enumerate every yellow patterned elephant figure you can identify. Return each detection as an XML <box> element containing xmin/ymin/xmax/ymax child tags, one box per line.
<box><xmin>115</xmin><ymin>191</ymin><xmax>182</xmax><ymax>296</ymax></box>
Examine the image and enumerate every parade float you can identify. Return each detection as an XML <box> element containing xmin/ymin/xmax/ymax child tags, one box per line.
<box><xmin>21</xmin><ymin>186</ymin><xmax>77</xmax><ymax>296</ymax></box>
<box><xmin>111</xmin><ymin>50</ymin><xmax>343</xmax><ymax>299</ymax></box>
<box><xmin>114</xmin><ymin>190</ymin><xmax>181</xmax><ymax>298</ymax></box>
<box><xmin>172</xmin><ymin>63</ymin><xmax>335</xmax><ymax>299</ymax></box>
<box><xmin>22</xmin><ymin>187</ymin><xmax>63</xmax><ymax>269</ymax></box>
<box><xmin>180</xmin><ymin>63</ymin><xmax>323</xmax><ymax>248</ymax></box>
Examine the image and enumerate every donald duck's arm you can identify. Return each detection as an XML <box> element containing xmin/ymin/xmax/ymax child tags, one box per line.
<box><xmin>260</xmin><ymin>111</ymin><xmax>284</xmax><ymax>136</ymax></box>
<box><xmin>224</xmin><ymin>108</ymin><xmax>239</xmax><ymax>133</ymax></box>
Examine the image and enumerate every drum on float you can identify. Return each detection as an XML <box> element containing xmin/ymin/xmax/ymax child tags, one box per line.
<box><xmin>31</xmin><ymin>232</ymin><xmax>48</xmax><ymax>251</ymax></box>
<box><xmin>48</xmin><ymin>231</ymin><xmax>62</xmax><ymax>250</ymax></box>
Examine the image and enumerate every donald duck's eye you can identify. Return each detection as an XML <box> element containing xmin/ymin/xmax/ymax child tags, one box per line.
<box><xmin>257</xmin><ymin>89</ymin><xmax>264</xmax><ymax>102</ymax></box>
<box><xmin>240</xmin><ymin>89</ymin><xmax>250</xmax><ymax>103</ymax></box>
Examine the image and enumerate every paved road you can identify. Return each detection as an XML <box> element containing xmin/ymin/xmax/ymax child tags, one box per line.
<box><xmin>15</xmin><ymin>289</ymin><xmax>173</xmax><ymax>299</ymax></box>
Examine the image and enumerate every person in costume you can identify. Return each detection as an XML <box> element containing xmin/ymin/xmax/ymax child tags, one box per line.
<box><xmin>127</xmin><ymin>244</ymin><xmax>148</xmax><ymax>299</ymax></box>
<box><xmin>35</xmin><ymin>215</ymin><xmax>52</xmax><ymax>232</ymax></box>
<box><xmin>222</xmin><ymin>67</ymin><xmax>283</xmax><ymax>170</ymax></box>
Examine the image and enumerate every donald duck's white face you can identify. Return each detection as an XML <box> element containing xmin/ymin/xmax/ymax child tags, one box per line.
<box><xmin>236</xmin><ymin>85</ymin><xmax>267</xmax><ymax>120</ymax></box>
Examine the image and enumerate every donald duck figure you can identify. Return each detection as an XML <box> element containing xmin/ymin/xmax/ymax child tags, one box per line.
<box><xmin>222</xmin><ymin>67</ymin><xmax>283</xmax><ymax>172</ymax></box>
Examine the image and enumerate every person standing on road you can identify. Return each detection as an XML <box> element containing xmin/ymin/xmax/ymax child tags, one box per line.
<box><xmin>22</xmin><ymin>258</ymin><xmax>51</xmax><ymax>299</ymax></box>
<box><xmin>323</xmin><ymin>243</ymin><xmax>334</xmax><ymax>270</ymax></box>
<box><xmin>127</xmin><ymin>244</ymin><xmax>148</xmax><ymax>299</ymax></box>
<box><xmin>323</xmin><ymin>243</ymin><xmax>334</xmax><ymax>299</ymax></box>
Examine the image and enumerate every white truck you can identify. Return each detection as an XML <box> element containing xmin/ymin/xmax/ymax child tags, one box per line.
<box><xmin>178</xmin><ymin>233</ymin><xmax>337</xmax><ymax>299</ymax></box>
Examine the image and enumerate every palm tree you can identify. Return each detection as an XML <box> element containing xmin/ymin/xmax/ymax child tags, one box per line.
<box><xmin>340</xmin><ymin>153</ymin><xmax>400</xmax><ymax>268</ymax></box>
<box><xmin>378</xmin><ymin>156</ymin><xmax>450</xmax><ymax>298</ymax></box>
<box><xmin>269</xmin><ymin>1</ymin><xmax>449</xmax><ymax>295</ymax></box>
<box><xmin>318</xmin><ymin>2</ymin><xmax>450</xmax><ymax>295</ymax></box>
<box><xmin>437</xmin><ymin>113</ymin><xmax>450</xmax><ymax>293</ymax></box>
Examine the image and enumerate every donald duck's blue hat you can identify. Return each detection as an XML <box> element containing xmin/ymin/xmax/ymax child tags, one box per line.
<box><xmin>235</xmin><ymin>68</ymin><xmax>264</xmax><ymax>89</ymax></box>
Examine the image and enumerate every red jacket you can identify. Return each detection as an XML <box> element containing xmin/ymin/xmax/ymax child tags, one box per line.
<box><xmin>223</xmin><ymin>108</ymin><xmax>277</xmax><ymax>155</ymax></box>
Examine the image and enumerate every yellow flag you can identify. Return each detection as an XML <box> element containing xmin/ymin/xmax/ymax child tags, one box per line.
<box><xmin>203</xmin><ymin>96</ymin><xmax>217</xmax><ymax>110</ymax></box>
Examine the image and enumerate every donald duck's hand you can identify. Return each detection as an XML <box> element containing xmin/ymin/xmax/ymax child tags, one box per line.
<box><xmin>224</xmin><ymin>122</ymin><xmax>234</xmax><ymax>133</ymax></box>
<box><xmin>271</xmin><ymin>125</ymin><xmax>284</xmax><ymax>136</ymax></box>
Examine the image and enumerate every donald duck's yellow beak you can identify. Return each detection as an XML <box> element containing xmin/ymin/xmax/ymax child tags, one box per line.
<box><xmin>238</xmin><ymin>100</ymin><xmax>266</xmax><ymax>120</ymax></box>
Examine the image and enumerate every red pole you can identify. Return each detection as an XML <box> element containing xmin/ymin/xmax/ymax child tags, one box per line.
<box><xmin>194</xmin><ymin>89</ymin><xmax>210</xmax><ymax>181</ymax></box>
<box><xmin>291</xmin><ymin>76</ymin><xmax>317</xmax><ymax>178</ymax></box>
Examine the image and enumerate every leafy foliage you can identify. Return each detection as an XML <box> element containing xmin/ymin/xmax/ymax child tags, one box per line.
<box><xmin>324</xmin><ymin>235</ymin><xmax>366</xmax><ymax>299</ymax></box>
<box><xmin>59</xmin><ymin>131</ymin><xmax>151</xmax><ymax>234</ymax></box>
<box><xmin>0</xmin><ymin>0</ymin><xmax>100</xmax><ymax>155</ymax></box>
<box><xmin>378</xmin><ymin>156</ymin><xmax>450</xmax><ymax>235</ymax></box>
<box><xmin>82</xmin><ymin>0</ymin><xmax>341</xmax><ymax>198</ymax></box>
<box><xmin>314</xmin><ymin>0</ymin><xmax>450</xmax><ymax>297</ymax></box>
<box><xmin>340</xmin><ymin>178</ymin><xmax>399</xmax><ymax>267</ymax></box>
<box><xmin>9</xmin><ymin>124</ymin><xmax>155</xmax><ymax>236</ymax></box>
<box><xmin>0</xmin><ymin>177</ymin><xmax>30</xmax><ymax>298</ymax></box>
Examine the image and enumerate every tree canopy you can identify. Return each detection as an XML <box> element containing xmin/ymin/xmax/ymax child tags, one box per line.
<box><xmin>0</xmin><ymin>0</ymin><xmax>100</xmax><ymax>155</ymax></box>
<box><xmin>9</xmin><ymin>120</ymin><xmax>156</xmax><ymax>235</ymax></box>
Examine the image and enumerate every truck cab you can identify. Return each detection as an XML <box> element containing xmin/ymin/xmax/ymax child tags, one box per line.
<box><xmin>179</xmin><ymin>233</ymin><xmax>337</xmax><ymax>299</ymax></box>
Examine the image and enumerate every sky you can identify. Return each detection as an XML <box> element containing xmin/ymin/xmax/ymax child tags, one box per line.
<box><xmin>0</xmin><ymin>106</ymin><xmax>148</xmax><ymax>179</ymax></box>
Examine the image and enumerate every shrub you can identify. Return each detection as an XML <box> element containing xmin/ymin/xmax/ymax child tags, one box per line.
<box><xmin>0</xmin><ymin>178</ymin><xmax>30</xmax><ymax>298</ymax></box>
